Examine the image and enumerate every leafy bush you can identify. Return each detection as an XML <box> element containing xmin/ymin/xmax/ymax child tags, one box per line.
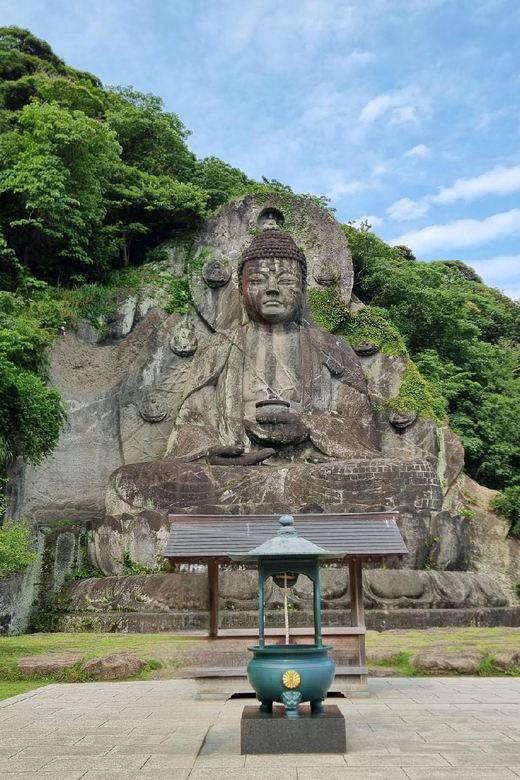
<box><xmin>0</xmin><ymin>290</ymin><xmax>66</xmax><ymax>469</ymax></box>
<box><xmin>491</xmin><ymin>487</ymin><xmax>520</xmax><ymax>537</ymax></box>
<box><xmin>0</xmin><ymin>521</ymin><xmax>38</xmax><ymax>576</ymax></box>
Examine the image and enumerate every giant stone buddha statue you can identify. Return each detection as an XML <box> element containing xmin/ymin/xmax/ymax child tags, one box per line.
<box><xmin>165</xmin><ymin>220</ymin><xmax>380</xmax><ymax>465</ymax></box>
<box><xmin>96</xmin><ymin>199</ymin><xmax>443</xmax><ymax>576</ymax></box>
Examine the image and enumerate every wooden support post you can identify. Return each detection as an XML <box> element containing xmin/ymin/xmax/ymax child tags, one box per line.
<box><xmin>258</xmin><ymin>575</ymin><xmax>265</xmax><ymax>647</ymax></box>
<box><xmin>349</xmin><ymin>558</ymin><xmax>366</xmax><ymax>667</ymax></box>
<box><xmin>208</xmin><ymin>560</ymin><xmax>220</xmax><ymax>638</ymax></box>
<box><xmin>313</xmin><ymin>563</ymin><xmax>323</xmax><ymax>648</ymax></box>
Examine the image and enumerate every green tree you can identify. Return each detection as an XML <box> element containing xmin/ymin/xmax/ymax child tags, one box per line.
<box><xmin>0</xmin><ymin>100</ymin><xmax>121</xmax><ymax>279</ymax></box>
<box><xmin>106</xmin><ymin>87</ymin><xmax>197</xmax><ymax>181</ymax></box>
<box><xmin>194</xmin><ymin>156</ymin><xmax>254</xmax><ymax>211</ymax></box>
<box><xmin>345</xmin><ymin>225</ymin><xmax>520</xmax><ymax>491</ymax></box>
<box><xmin>0</xmin><ymin>290</ymin><xmax>66</xmax><ymax>468</ymax></box>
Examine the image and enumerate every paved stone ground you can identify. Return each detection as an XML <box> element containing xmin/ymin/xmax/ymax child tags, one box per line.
<box><xmin>3</xmin><ymin>677</ymin><xmax>520</xmax><ymax>778</ymax></box>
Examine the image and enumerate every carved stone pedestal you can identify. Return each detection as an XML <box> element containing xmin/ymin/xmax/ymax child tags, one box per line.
<box><xmin>241</xmin><ymin>704</ymin><xmax>347</xmax><ymax>754</ymax></box>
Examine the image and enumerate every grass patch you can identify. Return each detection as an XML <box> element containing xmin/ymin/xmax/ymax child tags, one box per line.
<box><xmin>477</xmin><ymin>653</ymin><xmax>501</xmax><ymax>676</ymax></box>
<box><xmin>366</xmin><ymin>626</ymin><xmax>520</xmax><ymax>656</ymax></box>
<box><xmin>368</xmin><ymin>650</ymin><xmax>415</xmax><ymax>676</ymax></box>
<box><xmin>366</xmin><ymin>627</ymin><xmax>520</xmax><ymax>677</ymax></box>
<box><xmin>0</xmin><ymin>681</ymin><xmax>45</xmax><ymax>701</ymax></box>
<box><xmin>0</xmin><ymin>632</ymin><xmax>197</xmax><ymax>684</ymax></box>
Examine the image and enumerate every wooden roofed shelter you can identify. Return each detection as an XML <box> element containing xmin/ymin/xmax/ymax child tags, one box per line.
<box><xmin>165</xmin><ymin>512</ymin><xmax>408</xmax><ymax>696</ymax></box>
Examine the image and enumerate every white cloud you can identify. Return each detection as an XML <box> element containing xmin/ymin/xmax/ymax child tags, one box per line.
<box><xmin>371</xmin><ymin>162</ymin><xmax>389</xmax><ymax>177</ymax></box>
<box><xmin>471</xmin><ymin>255</ymin><xmax>520</xmax><ymax>280</ymax></box>
<box><xmin>348</xmin><ymin>214</ymin><xmax>384</xmax><ymax>228</ymax></box>
<box><xmin>387</xmin><ymin>198</ymin><xmax>430</xmax><ymax>221</ymax></box>
<box><xmin>345</xmin><ymin>49</ymin><xmax>374</xmax><ymax>67</ymax></box>
<box><xmin>357</xmin><ymin>87</ymin><xmax>431</xmax><ymax>133</ymax></box>
<box><xmin>432</xmin><ymin>164</ymin><xmax>520</xmax><ymax>204</ymax></box>
<box><xmin>359</xmin><ymin>94</ymin><xmax>396</xmax><ymax>125</ymax></box>
<box><xmin>198</xmin><ymin>0</ymin><xmax>357</xmax><ymax>60</ymax></box>
<box><xmin>350</xmin><ymin>215</ymin><xmax>383</xmax><ymax>229</ymax></box>
<box><xmin>386</xmin><ymin>162</ymin><xmax>520</xmax><ymax>225</ymax></box>
<box><xmin>471</xmin><ymin>255</ymin><xmax>520</xmax><ymax>301</ymax></box>
<box><xmin>325</xmin><ymin>181</ymin><xmax>367</xmax><ymax>200</ymax></box>
<box><xmin>391</xmin><ymin>209</ymin><xmax>520</xmax><ymax>253</ymax></box>
<box><xmin>403</xmin><ymin>144</ymin><xmax>430</xmax><ymax>159</ymax></box>
<box><xmin>442</xmin><ymin>151</ymin><xmax>462</xmax><ymax>162</ymax></box>
<box><xmin>503</xmin><ymin>285</ymin><xmax>520</xmax><ymax>301</ymax></box>
<box><xmin>390</xmin><ymin>106</ymin><xmax>418</xmax><ymax>124</ymax></box>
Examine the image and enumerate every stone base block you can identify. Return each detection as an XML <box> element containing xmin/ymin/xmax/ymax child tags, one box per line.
<box><xmin>241</xmin><ymin>704</ymin><xmax>346</xmax><ymax>754</ymax></box>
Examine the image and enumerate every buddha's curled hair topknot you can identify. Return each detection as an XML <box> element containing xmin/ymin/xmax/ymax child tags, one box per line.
<box><xmin>238</xmin><ymin>229</ymin><xmax>307</xmax><ymax>287</ymax></box>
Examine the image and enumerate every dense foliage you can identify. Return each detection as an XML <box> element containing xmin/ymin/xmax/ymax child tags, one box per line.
<box><xmin>491</xmin><ymin>487</ymin><xmax>520</xmax><ymax>538</ymax></box>
<box><xmin>0</xmin><ymin>520</ymin><xmax>38</xmax><ymax>575</ymax></box>
<box><xmin>0</xmin><ymin>287</ymin><xmax>66</xmax><ymax>471</ymax></box>
<box><xmin>345</xmin><ymin>227</ymin><xmax>520</xmax><ymax>492</ymax></box>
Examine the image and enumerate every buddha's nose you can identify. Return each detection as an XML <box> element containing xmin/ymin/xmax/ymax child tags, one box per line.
<box><xmin>265</xmin><ymin>274</ymin><xmax>280</xmax><ymax>295</ymax></box>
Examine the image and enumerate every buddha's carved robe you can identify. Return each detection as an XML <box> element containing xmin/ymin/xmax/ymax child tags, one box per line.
<box><xmin>166</xmin><ymin>322</ymin><xmax>380</xmax><ymax>463</ymax></box>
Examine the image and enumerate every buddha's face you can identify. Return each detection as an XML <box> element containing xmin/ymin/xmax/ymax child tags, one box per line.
<box><xmin>241</xmin><ymin>257</ymin><xmax>304</xmax><ymax>324</ymax></box>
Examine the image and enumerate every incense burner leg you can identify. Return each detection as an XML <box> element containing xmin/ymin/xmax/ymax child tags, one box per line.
<box><xmin>258</xmin><ymin>699</ymin><xmax>273</xmax><ymax>713</ymax></box>
<box><xmin>311</xmin><ymin>698</ymin><xmax>325</xmax><ymax>714</ymax></box>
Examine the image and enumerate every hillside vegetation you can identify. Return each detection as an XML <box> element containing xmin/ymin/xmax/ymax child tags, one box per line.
<box><xmin>0</xmin><ymin>27</ymin><xmax>518</xmax><ymax>528</ymax></box>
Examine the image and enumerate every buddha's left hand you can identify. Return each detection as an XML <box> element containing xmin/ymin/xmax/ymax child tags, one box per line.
<box><xmin>206</xmin><ymin>444</ymin><xmax>275</xmax><ymax>466</ymax></box>
<box><xmin>244</xmin><ymin>412</ymin><xmax>310</xmax><ymax>445</ymax></box>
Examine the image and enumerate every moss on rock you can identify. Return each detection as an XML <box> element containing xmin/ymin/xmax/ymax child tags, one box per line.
<box><xmin>308</xmin><ymin>285</ymin><xmax>443</xmax><ymax>420</ymax></box>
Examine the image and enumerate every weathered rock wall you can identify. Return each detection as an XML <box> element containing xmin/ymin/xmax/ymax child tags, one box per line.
<box><xmin>0</xmin><ymin>520</ymin><xmax>87</xmax><ymax>635</ymax></box>
<box><xmin>0</xmin><ymin>569</ymin><xmax>40</xmax><ymax>636</ymax></box>
<box><xmin>5</xmin><ymin>194</ymin><xmax>519</xmax><ymax>629</ymax></box>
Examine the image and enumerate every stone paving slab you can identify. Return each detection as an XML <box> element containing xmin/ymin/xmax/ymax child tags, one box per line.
<box><xmin>3</xmin><ymin>678</ymin><xmax>520</xmax><ymax>777</ymax></box>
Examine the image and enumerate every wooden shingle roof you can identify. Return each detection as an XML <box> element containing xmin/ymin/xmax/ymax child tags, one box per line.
<box><xmin>164</xmin><ymin>512</ymin><xmax>407</xmax><ymax>563</ymax></box>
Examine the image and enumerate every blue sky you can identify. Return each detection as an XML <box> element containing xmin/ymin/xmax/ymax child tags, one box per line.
<box><xmin>3</xmin><ymin>0</ymin><xmax>520</xmax><ymax>299</ymax></box>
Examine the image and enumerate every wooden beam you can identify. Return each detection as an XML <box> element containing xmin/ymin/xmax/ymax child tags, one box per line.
<box><xmin>207</xmin><ymin>560</ymin><xmax>220</xmax><ymax>638</ymax></box>
<box><xmin>349</xmin><ymin>558</ymin><xmax>366</xmax><ymax>669</ymax></box>
<box><xmin>349</xmin><ymin>558</ymin><xmax>365</xmax><ymax>628</ymax></box>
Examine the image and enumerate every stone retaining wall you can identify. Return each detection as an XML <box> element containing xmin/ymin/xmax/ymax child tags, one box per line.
<box><xmin>49</xmin><ymin>605</ymin><xmax>520</xmax><ymax>633</ymax></box>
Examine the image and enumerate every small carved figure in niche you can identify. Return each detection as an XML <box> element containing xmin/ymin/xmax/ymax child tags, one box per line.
<box><xmin>313</xmin><ymin>260</ymin><xmax>341</xmax><ymax>287</ymax></box>
<box><xmin>352</xmin><ymin>342</ymin><xmax>380</xmax><ymax>357</ymax></box>
<box><xmin>262</xmin><ymin>213</ymin><xmax>279</xmax><ymax>230</ymax></box>
<box><xmin>170</xmin><ymin>324</ymin><xmax>197</xmax><ymax>357</ymax></box>
<box><xmin>201</xmin><ymin>259</ymin><xmax>231</xmax><ymax>288</ymax></box>
<box><xmin>388</xmin><ymin>408</ymin><xmax>417</xmax><ymax>430</ymax></box>
<box><xmin>139</xmin><ymin>392</ymin><xmax>168</xmax><ymax>423</ymax></box>
<box><xmin>257</xmin><ymin>208</ymin><xmax>284</xmax><ymax>231</ymax></box>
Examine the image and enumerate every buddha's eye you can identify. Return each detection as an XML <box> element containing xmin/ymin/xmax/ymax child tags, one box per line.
<box><xmin>278</xmin><ymin>276</ymin><xmax>299</xmax><ymax>285</ymax></box>
<box><xmin>247</xmin><ymin>274</ymin><xmax>267</xmax><ymax>283</ymax></box>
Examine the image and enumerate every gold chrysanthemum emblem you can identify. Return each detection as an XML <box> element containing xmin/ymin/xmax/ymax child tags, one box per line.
<box><xmin>282</xmin><ymin>670</ymin><xmax>301</xmax><ymax>689</ymax></box>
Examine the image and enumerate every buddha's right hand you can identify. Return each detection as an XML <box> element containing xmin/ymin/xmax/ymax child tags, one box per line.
<box><xmin>206</xmin><ymin>445</ymin><xmax>275</xmax><ymax>466</ymax></box>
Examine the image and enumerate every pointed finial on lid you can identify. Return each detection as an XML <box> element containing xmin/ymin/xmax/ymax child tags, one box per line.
<box><xmin>278</xmin><ymin>515</ymin><xmax>297</xmax><ymax>536</ymax></box>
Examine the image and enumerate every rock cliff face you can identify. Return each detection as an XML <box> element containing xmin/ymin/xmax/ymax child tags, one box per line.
<box><xmin>4</xmin><ymin>194</ymin><xmax>520</xmax><ymax>632</ymax></box>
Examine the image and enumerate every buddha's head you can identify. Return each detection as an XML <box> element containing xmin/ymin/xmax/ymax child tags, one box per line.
<box><xmin>238</xmin><ymin>227</ymin><xmax>307</xmax><ymax>325</ymax></box>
